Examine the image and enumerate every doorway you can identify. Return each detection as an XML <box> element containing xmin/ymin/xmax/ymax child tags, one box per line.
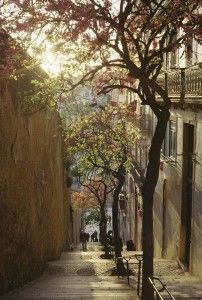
<box><xmin>180</xmin><ymin>123</ymin><xmax>194</xmax><ymax>268</ymax></box>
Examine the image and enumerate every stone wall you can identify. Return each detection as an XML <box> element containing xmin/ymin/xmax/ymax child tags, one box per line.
<box><xmin>0</xmin><ymin>79</ymin><xmax>69</xmax><ymax>294</ymax></box>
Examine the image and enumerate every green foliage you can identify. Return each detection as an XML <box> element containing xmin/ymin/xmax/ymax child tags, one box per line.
<box><xmin>23</xmin><ymin>78</ymin><xmax>62</xmax><ymax>109</ymax></box>
<box><xmin>65</xmin><ymin>104</ymin><xmax>138</xmax><ymax>180</ymax></box>
<box><xmin>13</xmin><ymin>75</ymin><xmax>65</xmax><ymax>113</ymax></box>
<box><xmin>85</xmin><ymin>208</ymin><xmax>101</xmax><ymax>226</ymax></box>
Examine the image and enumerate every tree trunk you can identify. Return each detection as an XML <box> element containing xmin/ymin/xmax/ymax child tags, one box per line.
<box><xmin>100</xmin><ymin>206</ymin><xmax>110</xmax><ymax>257</ymax></box>
<box><xmin>112</xmin><ymin>164</ymin><xmax>126</xmax><ymax>274</ymax></box>
<box><xmin>99</xmin><ymin>220</ymin><xmax>105</xmax><ymax>244</ymax></box>
<box><xmin>141</xmin><ymin>110</ymin><xmax>169</xmax><ymax>300</ymax></box>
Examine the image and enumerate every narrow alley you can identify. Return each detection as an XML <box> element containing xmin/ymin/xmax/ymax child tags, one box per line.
<box><xmin>1</xmin><ymin>2</ymin><xmax>202</xmax><ymax>299</ymax></box>
<box><xmin>1</xmin><ymin>242</ymin><xmax>202</xmax><ymax>300</ymax></box>
<box><xmin>0</xmin><ymin>243</ymin><xmax>138</xmax><ymax>300</ymax></box>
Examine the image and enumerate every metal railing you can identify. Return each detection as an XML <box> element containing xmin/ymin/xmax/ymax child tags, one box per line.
<box><xmin>116</xmin><ymin>255</ymin><xmax>177</xmax><ymax>300</ymax></box>
<box><xmin>148</xmin><ymin>276</ymin><xmax>176</xmax><ymax>300</ymax></box>
<box><xmin>117</xmin><ymin>256</ymin><xmax>135</xmax><ymax>285</ymax></box>
<box><xmin>117</xmin><ymin>253</ymin><xmax>143</xmax><ymax>296</ymax></box>
<box><xmin>135</xmin><ymin>254</ymin><xmax>143</xmax><ymax>296</ymax></box>
<box><xmin>157</xmin><ymin>66</ymin><xmax>202</xmax><ymax>101</ymax></box>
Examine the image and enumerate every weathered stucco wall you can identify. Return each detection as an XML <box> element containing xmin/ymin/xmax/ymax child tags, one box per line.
<box><xmin>0</xmin><ymin>79</ymin><xmax>69</xmax><ymax>294</ymax></box>
<box><xmin>154</xmin><ymin>110</ymin><xmax>202</xmax><ymax>279</ymax></box>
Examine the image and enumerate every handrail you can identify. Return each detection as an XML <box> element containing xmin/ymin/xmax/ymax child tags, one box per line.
<box><xmin>118</xmin><ymin>255</ymin><xmax>176</xmax><ymax>300</ymax></box>
<box><xmin>117</xmin><ymin>255</ymin><xmax>136</xmax><ymax>285</ymax></box>
<box><xmin>148</xmin><ymin>276</ymin><xmax>176</xmax><ymax>300</ymax></box>
<box><xmin>135</xmin><ymin>254</ymin><xmax>143</xmax><ymax>296</ymax></box>
<box><xmin>117</xmin><ymin>253</ymin><xmax>143</xmax><ymax>296</ymax></box>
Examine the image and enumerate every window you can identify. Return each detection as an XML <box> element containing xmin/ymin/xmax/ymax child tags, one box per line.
<box><xmin>162</xmin><ymin>120</ymin><xmax>177</xmax><ymax>158</ymax></box>
<box><xmin>161</xmin><ymin>122</ymin><xmax>169</xmax><ymax>157</ymax></box>
<box><xmin>169</xmin><ymin>121</ymin><xmax>177</xmax><ymax>158</ymax></box>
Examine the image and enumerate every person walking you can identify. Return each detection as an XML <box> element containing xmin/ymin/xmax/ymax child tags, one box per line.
<box><xmin>80</xmin><ymin>231</ymin><xmax>87</xmax><ymax>251</ymax></box>
<box><xmin>91</xmin><ymin>232</ymin><xmax>95</xmax><ymax>242</ymax></box>
<box><xmin>86</xmin><ymin>232</ymin><xmax>90</xmax><ymax>242</ymax></box>
<box><xmin>93</xmin><ymin>230</ymin><xmax>98</xmax><ymax>242</ymax></box>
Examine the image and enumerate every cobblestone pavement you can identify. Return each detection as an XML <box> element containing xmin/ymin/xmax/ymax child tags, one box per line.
<box><xmin>0</xmin><ymin>244</ymin><xmax>138</xmax><ymax>300</ymax></box>
<box><xmin>1</xmin><ymin>243</ymin><xmax>202</xmax><ymax>300</ymax></box>
<box><xmin>153</xmin><ymin>260</ymin><xmax>202</xmax><ymax>299</ymax></box>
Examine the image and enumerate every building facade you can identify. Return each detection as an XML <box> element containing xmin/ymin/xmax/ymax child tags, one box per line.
<box><xmin>115</xmin><ymin>29</ymin><xmax>202</xmax><ymax>278</ymax></box>
<box><xmin>153</xmin><ymin>64</ymin><xmax>202</xmax><ymax>278</ymax></box>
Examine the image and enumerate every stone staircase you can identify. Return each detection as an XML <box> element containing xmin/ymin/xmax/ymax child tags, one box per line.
<box><xmin>1</xmin><ymin>251</ymin><xmax>138</xmax><ymax>300</ymax></box>
<box><xmin>2</xmin><ymin>250</ymin><xmax>202</xmax><ymax>300</ymax></box>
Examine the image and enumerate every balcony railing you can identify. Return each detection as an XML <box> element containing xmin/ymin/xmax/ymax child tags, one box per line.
<box><xmin>157</xmin><ymin>66</ymin><xmax>202</xmax><ymax>102</ymax></box>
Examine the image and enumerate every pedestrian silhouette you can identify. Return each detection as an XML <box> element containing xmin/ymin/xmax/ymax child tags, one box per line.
<box><xmin>93</xmin><ymin>230</ymin><xmax>98</xmax><ymax>242</ymax></box>
<box><xmin>80</xmin><ymin>231</ymin><xmax>87</xmax><ymax>251</ymax></box>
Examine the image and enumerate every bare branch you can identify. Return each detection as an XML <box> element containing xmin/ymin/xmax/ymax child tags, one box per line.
<box><xmin>97</xmin><ymin>83</ymin><xmax>139</xmax><ymax>95</ymax></box>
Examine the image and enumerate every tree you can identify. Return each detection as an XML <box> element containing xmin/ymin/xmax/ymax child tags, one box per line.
<box><xmin>71</xmin><ymin>186</ymin><xmax>99</xmax><ymax>234</ymax></box>
<box><xmin>66</xmin><ymin>105</ymin><xmax>137</xmax><ymax>271</ymax></box>
<box><xmin>85</xmin><ymin>208</ymin><xmax>100</xmax><ymax>227</ymax></box>
<box><xmin>73</xmin><ymin>176</ymin><xmax>113</xmax><ymax>258</ymax></box>
<box><xmin>71</xmin><ymin>188</ymin><xmax>98</xmax><ymax>210</ymax></box>
<box><xmin>2</xmin><ymin>1</ymin><xmax>200</xmax><ymax>298</ymax></box>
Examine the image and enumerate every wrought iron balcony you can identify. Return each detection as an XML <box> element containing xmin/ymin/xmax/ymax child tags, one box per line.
<box><xmin>157</xmin><ymin>65</ymin><xmax>202</xmax><ymax>104</ymax></box>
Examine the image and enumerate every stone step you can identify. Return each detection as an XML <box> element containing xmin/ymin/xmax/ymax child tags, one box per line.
<box><xmin>3</xmin><ymin>293</ymin><xmax>137</xmax><ymax>300</ymax></box>
<box><xmin>1</xmin><ymin>287</ymin><xmax>136</xmax><ymax>299</ymax></box>
<box><xmin>1</xmin><ymin>275</ymin><xmax>136</xmax><ymax>300</ymax></box>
